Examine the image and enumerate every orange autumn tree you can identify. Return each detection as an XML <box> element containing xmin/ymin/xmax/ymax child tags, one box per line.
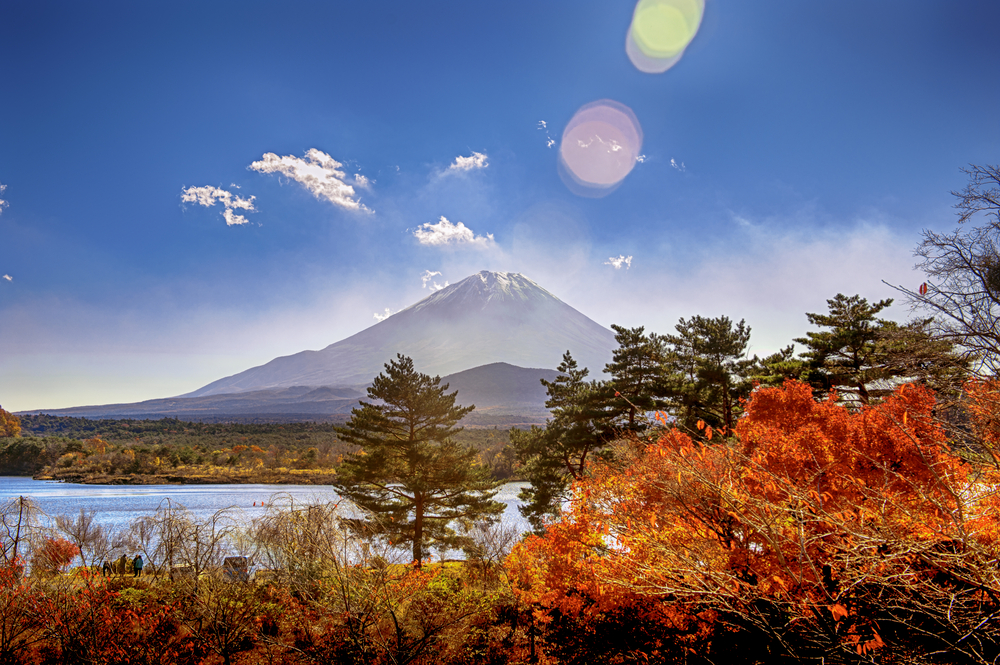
<box><xmin>0</xmin><ymin>406</ymin><xmax>20</xmax><ymax>438</ymax></box>
<box><xmin>965</xmin><ymin>377</ymin><xmax>1000</xmax><ymax>468</ymax></box>
<box><xmin>508</xmin><ymin>380</ymin><xmax>1000</xmax><ymax>664</ymax></box>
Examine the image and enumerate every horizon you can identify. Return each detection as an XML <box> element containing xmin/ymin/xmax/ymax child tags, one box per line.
<box><xmin>1</xmin><ymin>1</ymin><xmax>998</xmax><ymax>412</ymax></box>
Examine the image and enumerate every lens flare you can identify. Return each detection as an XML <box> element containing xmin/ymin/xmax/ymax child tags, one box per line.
<box><xmin>626</xmin><ymin>0</ymin><xmax>704</xmax><ymax>74</ymax></box>
<box><xmin>558</xmin><ymin>100</ymin><xmax>643</xmax><ymax>198</ymax></box>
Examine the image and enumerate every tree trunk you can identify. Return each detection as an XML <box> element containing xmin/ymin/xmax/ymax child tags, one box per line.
<box><xmin>412</xmin><ymin>494</ymin><xmax>423</xmax><ymax>566</ymax></box>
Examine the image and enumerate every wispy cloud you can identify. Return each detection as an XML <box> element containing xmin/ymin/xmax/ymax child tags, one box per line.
<box><xmin>354</xmin><ymin>173</ymin><xmax>372</xmax><ymax>189</ymax></box>
<box><xmin>448</xmin><ymin>151</ymin><xmax>488</xmax><ymax>172</ymax></box>
<box><xmin>0</xmin><ymin>183</ymin><xmax>8</xmax><ymax>214</ymax></box>
<box><xmin>180</xmin><ymin>185</ymin><xmax>257</xmax><ymax>226</ymax></box>
<box><xmin>605</xmin><ymin>255</ymin><xmax>633</xmax><ymax>270</ymax></box>
<box><xmin>373</xmin><ymin>307</ymin><xmax>397</xmax><ymax>322</ymax></box>
<box><xmin>538</xmin><ymin>121</ymin><xmax>555</xmax><ymax>148</ymax></box>
<box><xmin>420</xmin><ymin>269</ymin><xmax>448</xmax><ymax>291</ymax></box>
<box><xmin>670</xmin><ymin>158</ymin><xmax>686</xmax><ymax>172</ymax></box>
<box><xmin>413</xmin><ymin>216</ymin><xmax>495</xmax><ymax>247</ymax></box>
<box><xmin>2</xmin><ymin>274</ymin><xmax>12</xmax><ymax>282</ymax></box>
<box><xmin>249</xmin><ymin>148</ymin><xmax>371</xmax><ymax>212</ymax></box>
<box><xmin>636</xmin><ymin>154</ymin><xmax>646</xmax><ymax>163</ymax></box>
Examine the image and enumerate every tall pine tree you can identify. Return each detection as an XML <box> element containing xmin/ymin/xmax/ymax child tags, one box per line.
<box><xmin>662</xmin><ymin>315</ymin><xmax>755</xmax><ymax>433</ymax></box>
<box><xmin>511</xmin><ymin>351</ymin><xmax>610</xmax><ymax>532</ymax></box>
<box><xmin>794</xmin><ymin>294</ymin><xmax>893</xmax><ymax>404</ymax></box>
<box><xmin>604</xmin><ymin>325</ymin><xmax>669</xmax><ymax>431</ymax></box>
<box><xmin>334</xmin><ymin>355</ymin><xmax>504</xmax><ymax>564</ymax></box>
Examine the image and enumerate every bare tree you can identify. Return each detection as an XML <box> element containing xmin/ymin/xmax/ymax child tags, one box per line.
<box><xmin>175</xmin><ymin>575</ymin><xmax>261</xmax><ymax>665</ymax></box>
<box><xmin>0</xmin><ymin>496</ymin><xmax>42</xmax><ymax>571</ymax></box>
<box><xmin>891</xmin><ymin>164</ymin><xmax>1000</xmax><ymax>373</ymax></box>
<box><xmin>175</xmin><ymin>506</ymin><xmax>237</xmax><ymax>582</ymax></box>
<box><xmin>54</xmin><ymin>509</ymin><xmax>111</xmax><ymax>569</ymax></box>
<box><xmin>127</xmin><ymin>499</ymin><xmax>237</xmax><ymax>584</ymax></box>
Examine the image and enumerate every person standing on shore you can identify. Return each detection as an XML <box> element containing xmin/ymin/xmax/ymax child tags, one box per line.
<box><xmin>133</xmin><ymin>554</ymin><xmax>143</xmax><ymax>577</ymax></box>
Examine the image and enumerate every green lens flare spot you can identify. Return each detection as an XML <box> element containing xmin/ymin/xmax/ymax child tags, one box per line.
<box><xmin>634</xmin><ymin>5</ymin><xmax>689</xmax><ymax>56</ymax></box>
<box><xmin>629</xmin><ymin>0</ymin><xmax>704</xmax><ymax>60</ymax></box>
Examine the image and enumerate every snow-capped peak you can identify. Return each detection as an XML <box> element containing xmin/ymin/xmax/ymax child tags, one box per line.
<box><xmin>404</xmin><ymin>270</ymin><xmax>562</xmax><ymax>314</ymax></box>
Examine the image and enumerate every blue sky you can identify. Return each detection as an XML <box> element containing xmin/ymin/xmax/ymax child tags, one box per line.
<box><xmin>1</xmin><ymin>0</ymin><xmax>997</xmax><ymax>411</ymax></box>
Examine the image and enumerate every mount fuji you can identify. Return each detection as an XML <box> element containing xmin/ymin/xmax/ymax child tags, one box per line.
<box><xmin>187</xmin><ymin>270</ymin><xmax>616</xmax><ymax>397</ymax></box>
<box><xmin>26</xmin><ymin>271</ymin><xmax>617</xmax><ymax>421</ymax></box>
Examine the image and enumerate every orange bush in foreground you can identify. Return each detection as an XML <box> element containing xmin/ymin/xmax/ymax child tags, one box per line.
<box><xmin>508</xmin><ymin>380</ymin><xmax>1000</xmax><ymax>664</ymax></box>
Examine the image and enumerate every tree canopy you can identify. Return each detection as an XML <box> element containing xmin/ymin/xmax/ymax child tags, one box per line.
<box><xmin>334</xmin><ymin>354</ymin><xmax>504</xmax><ymax>564</ymax></box>
<box><xmin>512</xmin><ymin>351</ymin><xmax>611</xmax><ymax>532</ymax></box>
<box><xmin>508</xmin><ymin>380</ymin><xmax>1000</xmax><ymax>663</ymax></box>
<box><xmin>794</xmin><ymin>293</ymin><xmax>894</xmax><ymax>404</ymax></box>
<box><xmin>0</xmin><ymin>407</ymin><xmax>20</xmax><ymax>438</ymax></box>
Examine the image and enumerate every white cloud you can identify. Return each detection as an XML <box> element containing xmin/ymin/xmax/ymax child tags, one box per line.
<box><xmin>0</xmin><ymin>182</ymin><xmax>7</xmax><ymax>214</ymax></box>
<box><xmin>354</xmin><ymin>173</ymin><xmax>372</xmax><ymax>189</ymax></box>
<box><xmin>448</xmin><ymin>151</ymin><xmax>488</xmax><ymax>172</ymax></box>
<box><xmin>605</xmin><ymin>255</ymin><xmax>633</xmax><ymax>270</ymax></box>
<box><xmin>538</xmin><ymin>121</ymin><xmax>556</xmax><ymax>148</ymax></box>
<box><xmin>181</xmin><ymin>185</ymin><xmax>257</xmax><ymax>226</ymax></box>
<box><xmin>2</xmin><ymin>274</ymin><xmax>12</xmax><ymax>282</ymax></box>
<box><xmin>249</xmin><ymin>148</ymin><xmax>371</xmax><ymax>212</ymax></box>
<box><xmin>373</xmin><ymin>307</ymin><xmax>397</xmax><ymax>322</ymax></box>
<box><xmin>636</xmin><ymin>154</ymin><xmax>646</xmax><ymax>163</ymax></box>
<box><xmin>670</xmin><ymin>158</ymin><xmax>686</xmax><ymax>172</ymax></box>
<box><xmin>420</xmin><ymin>269</ymin><xmax>448</xmax><ymax>291</ymax></box>
<box><xmin>413</xmin><ymin>216</ymin><xmax>495</xmax><ymax>247</ymax></box>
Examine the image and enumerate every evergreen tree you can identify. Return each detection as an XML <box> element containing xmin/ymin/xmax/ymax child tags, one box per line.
<box><xmin>749</xmin><ymin>345</ymin><xmax>807</xmax><ymax>388</ymax></box>
<box><xmin>603</xmin><ymin>325</ymin><xmax>669</xmax><ymax>431</ymax></box>
<box><xmin>334</xmin><ymin>355</ymin><xmax>504</xmax><ymax>564</ymax></box>
<box><xmin>874</xmin><ymin>318</ymin><xmax>969</xmax><ymax>403</ymax></box>
<box><xmin>794</xmin><ymin>294</ymin><xmax>894</xmax><ymax>404</ymax></box>
<box><xmin>512</xmin><ymin>352</ymin><xmax>610</xmax><ymax>532</ymax></box>
<box><xmin>662</xmin><ymin>315</ymin><xmax>755</xmax><ymax>433</ymax></box>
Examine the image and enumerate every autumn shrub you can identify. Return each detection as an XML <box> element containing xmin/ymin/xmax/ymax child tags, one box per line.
<box><xmin>508</xmin><ymin>380</ymin><xmax>1000</xmax><ymax>664</ymax></box>
<box><xmin>33</xmin><ymin>576</ymin><xmax>197</xmax><ymax>665</ymax></box>
<box><xmin>31</xmin><ymin>537</ymin><xmax>80</xmax><ymax>576</ymax></box>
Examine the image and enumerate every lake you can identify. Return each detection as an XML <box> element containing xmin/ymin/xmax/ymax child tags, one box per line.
<box><xmin>0</xmin><ymin>476</ymin><xmax>533</xmax><ymax>538</ymax></box>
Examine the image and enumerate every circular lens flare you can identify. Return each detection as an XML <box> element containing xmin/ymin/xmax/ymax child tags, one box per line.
<box><xmin>558</xmin><ymin>100</ymin><xmax>643</xmax><ymax>198</ymax></box>
<box><xmin>627</xmin><ymin>0</ymin><xmax>704</xmax><ymax>73</ymax></box>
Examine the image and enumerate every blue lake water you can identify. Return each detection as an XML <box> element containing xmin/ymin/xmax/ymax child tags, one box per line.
<box><xmin>0</xmin><ymin>476</ymin><xmax>532</xmax><ymax>537</ymax></box>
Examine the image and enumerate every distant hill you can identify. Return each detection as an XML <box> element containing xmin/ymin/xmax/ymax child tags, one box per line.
<box><xmin>21</xmin><ymin>362</ymin><xmax>559</xmax><ymax>425</ymax></box>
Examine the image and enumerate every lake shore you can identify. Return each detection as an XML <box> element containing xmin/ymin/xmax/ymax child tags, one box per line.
<box><xmin>33</xmin><ymin>467</ymin><xmax>340</xmax><ymax>485</ymax></box>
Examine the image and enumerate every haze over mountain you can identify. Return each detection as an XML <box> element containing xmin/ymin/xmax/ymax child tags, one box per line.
<box><xmin>26</xmin><ymin>363</ymin><xmax>560</xmax><ymax>426</ymax></box>
<box><xmin>21</xmin><ymin>272</ymin><xmax>614</xmax><ymax>422</ymax></box>
<box><xmin>186</xmin><ymin>270</ymin><xmax>615</xmax><ymax>397</ymax></box>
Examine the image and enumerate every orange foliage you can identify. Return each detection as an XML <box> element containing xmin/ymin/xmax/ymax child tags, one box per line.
<box><xmin>965</xmin><ymin>377</ymin><xmax>1000</xmax><ymax>466</ymax></box>
<box><xmin>32</xmin><ymin>537</ymin><xmax>80</xmax><ymax>574</ymax></box>
<box><xmin>0</xmin><ymin>406</ymin><xmax>20</xmax><ymax>438</ymax></box>
<box><xmin>508</xmin><ymin>380</ymin><xmax>1000</xmax><ymax>662</ymax></box>
<box><xmin>85</xmin><ymin>437</ymin><xmax>107</xmax><ymax>455</ymax></box>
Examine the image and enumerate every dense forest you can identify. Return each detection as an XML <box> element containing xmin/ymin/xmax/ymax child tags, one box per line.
<box><xmin>1</xmin><ymin>165</ymin><xmax>1000</xmax><ymax>663</ymax></box>
<box><xmin>0</xmin><ymin>416</ymin><xmax>515</xmax><ymax>484</ymax></box>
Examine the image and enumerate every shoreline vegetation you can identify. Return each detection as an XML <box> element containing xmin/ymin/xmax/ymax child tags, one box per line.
<box><xmin>3</xmin><ymin>415</ymin><xmax>517</xmax><ymax>485</ymax></box>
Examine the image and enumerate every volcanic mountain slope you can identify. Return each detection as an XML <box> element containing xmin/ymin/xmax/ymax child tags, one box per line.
<box><xmin>186</xmin><ymin>271</ymin><xmax>616</xmax><ymax>397</ymax></box>
<box><xmin>26</xmin><ymin>363</ymin><xmax>560</xmax><ymax>424</ymax></box>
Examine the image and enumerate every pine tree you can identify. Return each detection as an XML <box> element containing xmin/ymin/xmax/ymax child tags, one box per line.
<box><xmin>512</xmin><ymin>351</ymin><xmax>610</xmax><ymax>532</ymax></box>
<box><xmin>603</xmin><ymin>325</ymin><xmax>669</xmax><ymax>431</ymax></box>
<box><xmin>794</xmin><ymin>294</ymin><xmax>893</xmax><ymax>404</ymax></box>
<box><xmin>662</xmin><ymin>315</ymin><xmax>755</xmax><ymax>433</ymax></box>
<box><xmin>334</xmin><ymin>355</ymin><xmax>504</xmax><ymax>564</ymax></box>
